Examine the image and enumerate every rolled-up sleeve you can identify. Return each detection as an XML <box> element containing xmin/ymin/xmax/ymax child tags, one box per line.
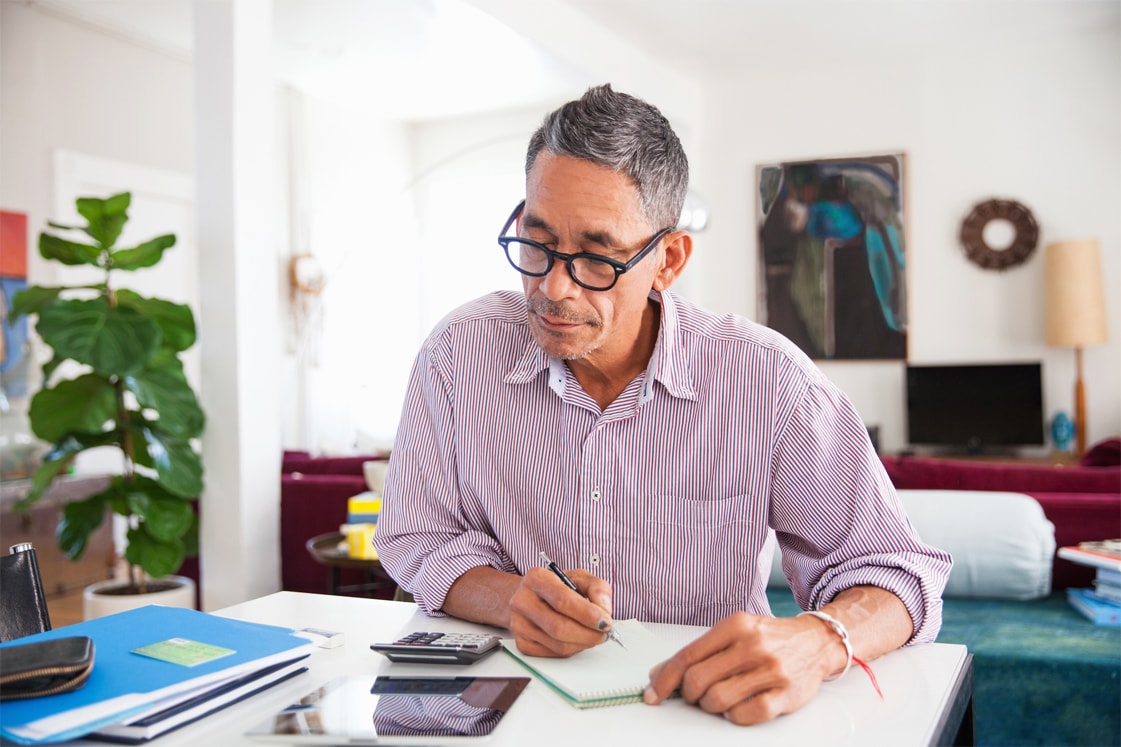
<box><xmin>770</xmin><ymin>377</ymin><xmax>953</xmax><ymax>643</ymax></box>
<box><xmin>372</xmin><ymin>340</ymin><xmax>518</xmax><ymax>616</ymax></box>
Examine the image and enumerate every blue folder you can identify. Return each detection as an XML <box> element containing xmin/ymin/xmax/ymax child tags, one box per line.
<box><xmin>0</xmin><ymin>605</ymin><xmax>313</xmax><ymax>744</ymax></box>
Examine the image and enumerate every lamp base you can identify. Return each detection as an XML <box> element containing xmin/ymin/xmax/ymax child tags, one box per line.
<box><xmin>1073</xmin><ymin>347</ymin><xmax>1087</xmax><ymax>456</ymax></box>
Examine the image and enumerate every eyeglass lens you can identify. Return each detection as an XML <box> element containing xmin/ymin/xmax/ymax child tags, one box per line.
<box><xmin>505</xmin><ymin>240</ymin><xmax>619</xmax><ymax>290</ymax></box>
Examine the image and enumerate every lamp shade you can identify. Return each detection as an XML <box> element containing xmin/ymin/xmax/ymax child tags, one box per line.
<box><xmin>1045</xmin><ymin>238</ymin><xmax>1108</xmax><ymax>348</ymax></box>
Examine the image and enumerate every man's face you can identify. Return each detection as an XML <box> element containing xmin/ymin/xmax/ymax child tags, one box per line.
<box><xmin>520</xmin><ymin>153</ymin><xmax>662</xmax><ymax>364</ymax></box>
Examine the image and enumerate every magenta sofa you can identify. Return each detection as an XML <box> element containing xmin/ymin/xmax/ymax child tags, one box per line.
<box><xmin>280</xmin><ymin>451</ymin><xmax>387</xmax><ymax>595</ymax></box>
<box><xmin>880</xmin><ymin>447</ymin><xmax>1121</xmax><ymax>590</ymax></box>
<box><xmin>278</xmin><ymin>444</ymin><xmax>1120</xmax><ymax>595</ymax></box>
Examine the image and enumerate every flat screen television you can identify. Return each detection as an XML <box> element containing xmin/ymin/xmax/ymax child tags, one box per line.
<box><xmin>905</xmin><ymin>363</ymin><xmax>1045</xmax><ymax>452</ymax></box>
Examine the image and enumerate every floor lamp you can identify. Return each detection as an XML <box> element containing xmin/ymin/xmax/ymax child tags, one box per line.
<box><xmin>1044</xmin><ymin>239</ymin><xmax>1108</xmax><ymax>456</ymax></box>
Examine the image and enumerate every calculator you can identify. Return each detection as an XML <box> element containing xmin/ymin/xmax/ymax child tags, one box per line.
<box><xmin>370</xmin><ymin>631</ymin><xmax>503</xmax><ymax>665</ymax></box>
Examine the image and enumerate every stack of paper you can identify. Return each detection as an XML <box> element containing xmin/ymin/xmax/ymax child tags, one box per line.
<box><xmin>0</xmin><ymin>606</ymin><xmax>313</xmax><ymax>744</ymax></box>
<box><xmin>90</xmin><ymin>658</ymin><xmax>309</xmax><ymax>743</ymax></box>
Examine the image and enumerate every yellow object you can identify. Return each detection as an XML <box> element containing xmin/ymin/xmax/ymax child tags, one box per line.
<box><xmin>348</xmin><ymin>495</ymin><xmax>382</xmax><ymax>515</ymax></box>
<box><xmin>342</xmin><ymin>523</ymin><xmax>378</xmax><ymax>560</ymax></box>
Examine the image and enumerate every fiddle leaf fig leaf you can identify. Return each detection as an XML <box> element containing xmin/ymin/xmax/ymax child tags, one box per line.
<box><xmin>126</xmin><ymin>482</ymin><xmax>194</xmax><ymax>542</ymax></box>
<box><xmin>58</xmin><ymin>490</ymin><xmax>112</xmax><ymax>560</ymax></box>
<box><xmin>76</xmin><ymin>192</ymin><xmax>130</xmax><ymax>247</ymax></box>
<box><xmin>28</xmin><ymin>374</ymin><xmax>116</xmax><ymax>442</ymax></box>
<box><xmin>139</xmin><ymin>426</ymin><xmax>203</xmax><ymax>498</ymax></box>
<box><xmin>127</xmin><ymin>369</ymin><xmax>204</xmax><ymax>439</ymax></box>
<box><xmin>125</xmin><ymin>417</ymin><xmax>157</xmax><ymax>470</ymax></box>
<box><xmin>16</xmin><ymin>432</ymin><xmax>119</xmax><ymax>511</ymax></box>
<box><xmin>124</xmin><ymin>526</ymin><xmax>184</xmax><ymax>579</ymax></box>
<box><xmin>110</xmin><ymin>234</ymin><xmax>176</xmax><ymax>271</ymax></box>
<box><xmin>10</xmin><ymin>286</ymin><xmax>65</xmax><ymax>319</ymax></box>
<box><xmin>37</xmin><ymin>298</ymin><xmax>160</xmax><ymax>376</ymax></box>
<box><xmin>116</xmin><ymin>291</ymin><xmax>196</xmax><ymax>352</ymax></box>
<box><xmin>17</xmin><ymin>444</ymin><xmax>79</xmax><ymax>510</ymax></box>
<box><xmin>39</xmin><ymin>232</ymin><xmax>103</xmax><ymax>266</ymax></box>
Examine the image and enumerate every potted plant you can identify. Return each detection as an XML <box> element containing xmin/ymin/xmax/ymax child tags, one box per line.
<box><xmin>11</xmin><ymin>192</ymin><xmax>204</xmax><ymax>617</ymax></box>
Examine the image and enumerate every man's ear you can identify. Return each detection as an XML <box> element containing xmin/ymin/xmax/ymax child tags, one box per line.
<box><xmin>653</xmin><ymin>231</ymin><xmax>693</xmax><ymax>291</ymax></box>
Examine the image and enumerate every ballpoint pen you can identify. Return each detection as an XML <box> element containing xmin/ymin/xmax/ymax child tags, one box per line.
<box><xmin>538</xmin><ymin>551</ymin><xmax>626</xmax><ymax>649</ymax></box>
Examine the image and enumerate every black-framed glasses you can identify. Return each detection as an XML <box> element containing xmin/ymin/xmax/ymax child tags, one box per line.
<box><xmin>497</xmin><ymin>200</ymin><xmax>673</xmax><ymax>292</ymax></box>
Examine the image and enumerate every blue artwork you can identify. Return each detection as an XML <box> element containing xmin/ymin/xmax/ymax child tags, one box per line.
<box><xmin>1</xmin><ymin>274</ymin><xmax>30</xmax><ymax>398</ymax></box>
<box><xmin>757</xmin><ymin>154</ymin><xmax>907</xmax><ymax>360</ymax></box>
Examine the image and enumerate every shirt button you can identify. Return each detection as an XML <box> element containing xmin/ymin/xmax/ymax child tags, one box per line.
<box><xmin>591</xmin><ymin>488</ymin><xmax>601</xmax><ymax>501</ymax></box>
<box><xmin>590</xmin><ymin>554</ymin><xmax>599</xmax><ymax>565</ymax></box>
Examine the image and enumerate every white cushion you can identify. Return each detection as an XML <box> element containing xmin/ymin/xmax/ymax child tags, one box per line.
<box><xmin>767</xmin><ymin>489</ymin><xmax>1055</xmax><ymax>600</ymax></box>
<box><xmin>364</xmin><ymin>460</ymin><xmax>388</xmax><ymax>493</ymax></box>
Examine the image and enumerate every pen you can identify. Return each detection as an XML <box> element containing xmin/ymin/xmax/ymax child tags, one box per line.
<box><xmin>538</xmin><ymin>551</ymin><xmax>626</xmax><ymax>649</ymax></box>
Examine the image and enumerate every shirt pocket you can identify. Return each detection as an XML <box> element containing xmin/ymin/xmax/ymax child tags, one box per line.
<box><xmin>640</xmin><ymin>494</ymin><xmax>757</xmax><ymax>623</ymax></box>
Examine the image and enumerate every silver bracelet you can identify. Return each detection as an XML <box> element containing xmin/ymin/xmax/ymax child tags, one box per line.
<box><xmin>799</xmin><ymin>610</ymin><xmax>854</xmax><ymax>681</ymax></box>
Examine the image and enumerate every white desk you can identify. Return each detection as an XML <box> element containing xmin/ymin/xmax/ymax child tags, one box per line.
<box><xmin>78</xmin><ymin>592</ymin><xmax>972</xmax><ymax>746</ymax></box>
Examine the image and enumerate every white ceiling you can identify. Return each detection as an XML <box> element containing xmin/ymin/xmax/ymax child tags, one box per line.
<box><xmin>32</xmin><ymin>0</ymin><xmax>587</xmax><ymax>119</ymax></box>
<box><xmin>565</xmin><ymin>0</ymin><xmax>1119</xmax><ymax>79</ymax></box>
<box><xmin>31</xmin><ymin>0</ymin><xmax>1121</xmax><ymax>120</ymax></box>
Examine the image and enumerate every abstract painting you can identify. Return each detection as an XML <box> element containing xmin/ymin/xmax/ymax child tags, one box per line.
<box><xmin>756</xmin><ymin>153</ymin><xmax>907</xmax><ymax>360</ymax></box>
<box><xmin>1</xmin><ymin>209</ymin><xmax>31</xmax><ymax>399</ymax></box>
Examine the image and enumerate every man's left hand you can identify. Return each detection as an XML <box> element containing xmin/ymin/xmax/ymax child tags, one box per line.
<box><xmin>643</xmin><ymin>586</ymin><xmax>913</xmax><ymax>725</ymax></box>
<box><xmin>642</xmin><ymin>611</ymin><xmax>845</xmax><ymax>725</ymax></box>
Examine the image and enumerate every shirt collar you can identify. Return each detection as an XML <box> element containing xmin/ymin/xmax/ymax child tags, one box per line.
<box><xmin>645</xmin><ymin>290</ymin><xmax>697</xmax><ymax>403</ymax></box>
<box><xmin>503</xmin><ymin>290</ymin><xmax>697</xmax><ymax>403</ymax></box>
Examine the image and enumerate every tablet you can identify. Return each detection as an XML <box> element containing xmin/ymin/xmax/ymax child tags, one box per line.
<box><xmin>245</xmin><ymin>675</ymin><xmax>530</xmax><ymax>744</ymax></box>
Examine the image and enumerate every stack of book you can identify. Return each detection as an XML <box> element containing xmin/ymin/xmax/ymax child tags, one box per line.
<box><xmin>1057</xmin><ymin>540</ymin><xmax>1121</xmax><ymax>627</ymax></box>
<box><xmin>0</xmin><ymin>605</ymin><xmax>314</xmax><ymax>744</ymax></box>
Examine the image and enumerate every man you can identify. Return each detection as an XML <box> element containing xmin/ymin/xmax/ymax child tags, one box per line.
<box><xmin>374</xmin><ymin>84</ymin><xmax>951</xmax><ymax>726</ymax></box>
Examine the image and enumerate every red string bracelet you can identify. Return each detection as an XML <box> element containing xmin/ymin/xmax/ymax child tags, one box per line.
<box><xmin>853</xmin><ymin>656</ymin><xmax>884</xmax><ymax>700</ymax></box>
<box><xmin>799</xmin><ymin>611</ymin><xmax>885</xmax><ymax>700</ymax></box>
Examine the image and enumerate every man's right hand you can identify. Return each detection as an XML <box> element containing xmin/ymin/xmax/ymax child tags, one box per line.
<box><xmin>508</xmin><ymin>566</ymin><xmax>616</xmax><ymax>657</ymax></box>
<box><xmin>441</xmin><ymin>565</ymin><xmax>616</xmax><ymax>657</ymax></box>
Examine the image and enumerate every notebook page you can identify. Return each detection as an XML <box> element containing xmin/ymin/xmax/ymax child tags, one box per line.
<box><xmin>501</xmin><ymin>620</ymin><xmax>681</xmax><ymax>708</ymax></box>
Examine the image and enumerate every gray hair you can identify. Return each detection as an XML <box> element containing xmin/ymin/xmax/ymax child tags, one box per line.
<box><xmin>526</xmin><ymin>84</ymin><xmax>688</xmax><ymax>231</ymax></box>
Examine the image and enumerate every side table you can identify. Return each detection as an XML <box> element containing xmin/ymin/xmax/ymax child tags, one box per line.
<box><xmin>305</xmin><ymin>532</ymin><xmax>397</xmax><ymax>598</ymax></box>
<box><xmin>0</xmin><ymin>474</ymin><xmax>115</xmax><ymax>597</ymax></box>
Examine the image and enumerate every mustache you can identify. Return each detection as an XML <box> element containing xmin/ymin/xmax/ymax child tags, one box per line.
<box><xmin>526</xmin><ymin>295</ymin><xmax>602</xmax><ymax>327</ymax></box>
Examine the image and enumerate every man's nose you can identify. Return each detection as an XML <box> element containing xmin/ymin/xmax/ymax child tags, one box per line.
<box><xmin>540</xmin><ymin>256</ymin><xmax>580</xmax><ymax>299</ymax></box>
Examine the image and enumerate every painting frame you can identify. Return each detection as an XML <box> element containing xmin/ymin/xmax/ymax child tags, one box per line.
<box><xmin>755</xmin><ymin>152</ymin><xmax>909</xmax><ymax>361</ymax></box>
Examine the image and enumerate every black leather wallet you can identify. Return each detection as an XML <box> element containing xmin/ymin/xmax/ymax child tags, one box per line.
<box><xmin>0</xmin><ymin>546</ymin><xmax>52</xmax><ymax>641</ymax></box>
<box><xmin>0</xmin><ymin>636</ymin><xmax>95</xmax><ymax>700</ymax></box>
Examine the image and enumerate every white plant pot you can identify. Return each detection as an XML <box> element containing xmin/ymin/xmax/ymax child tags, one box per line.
<box><xmin>83</xmin><ymin>575</ymin><xmax>197</xmax><ymax>620</ymax></box>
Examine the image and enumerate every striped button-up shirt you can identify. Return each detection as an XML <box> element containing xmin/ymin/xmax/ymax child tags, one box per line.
<box><xmin>374</xmin><ymin>290</ymin><xmax>951</xmax><ymax>641</ymax></box>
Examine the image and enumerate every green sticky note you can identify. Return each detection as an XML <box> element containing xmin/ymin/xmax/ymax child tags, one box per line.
<box><xmin>132</xmin><ymin>637</ymin><xmax>236</xmax><ymax>667</ymax></box>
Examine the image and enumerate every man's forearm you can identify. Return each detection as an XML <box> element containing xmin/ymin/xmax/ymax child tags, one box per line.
<box><xmin>441</xmin><ymin>566</ymin><xmax>521</xmax><ymax>628</ymax></box>
<box><xmin>819</xmin><ymin>585</ymin><xmax>914</xmax><ymax>662</ymax></box>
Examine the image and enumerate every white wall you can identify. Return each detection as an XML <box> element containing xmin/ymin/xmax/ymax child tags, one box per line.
<box><xmin>297</xmin><ymin>105</ymin><xmax>539</xmax><ymax>452</ymax></box>
<box><xmin>283</xmin><ymin>94</ymin><xmax>420</xmax><ymax>453</ymax></box>
<box><xmin>691</xmin><ymin>26</ymin><xmax>1121</xmax><ymax>453</ymax></box>
<box><xmin>0</xmin><ymin>4</ymin><xmax>193</xmax><ymax>279</ymax></box>
<box><xmin>409</xmin><ymin>110</ymin><xmax>542</xmax><ymax>327</ymax></box>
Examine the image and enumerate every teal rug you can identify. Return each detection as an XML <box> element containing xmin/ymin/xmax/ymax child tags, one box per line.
<box><xmin>767</xmin><ymin>590</ymin><xmax>1121</xmax><ymax>746</ymax></box>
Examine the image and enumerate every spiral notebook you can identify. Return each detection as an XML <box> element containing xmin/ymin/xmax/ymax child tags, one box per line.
<box><xmin>501</xmin><ymin>620</ymin><xmax>680</xmax><ymax>709</ymax></box>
